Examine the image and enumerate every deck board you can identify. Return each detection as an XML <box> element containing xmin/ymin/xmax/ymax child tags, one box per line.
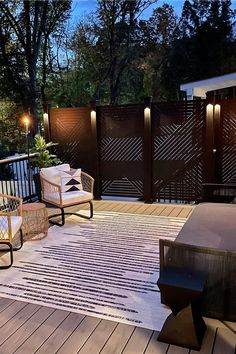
<box><xmin>150</xmin><ymin>205</ymin><xmax>167</xmax><ymax>215</ymax></box>
<box><xmin>142</xmin><ymin>204</ymin><xmax>162</xmax><ymax>215</ymax></box>
<box><xmin>121</xmin><ymin>327</ymin><xmax>153</xmax><ymax>354</ymax></box>
<box><xmin>57</xmin><ymin>316</ymin><xmax>101</xmax><ymax>354</ymax></box>
<box><xmin>0</xmin><ymin>300</ymin><xmax>27</xmax><ymax>327</ymax></box>
<box><xmin>0</xmin><ymin>200</ymin><xmax>234</xmax><ymax>354</ymax></box>
<box><xmin>213</xmin><ymin>328</ymin><xmax>236</xmax><ymax>354</ymax></box>
<box><xmin>133</xmin><ymin>204</ymin><xmax>151</xmax><ymax>214</ymax></box>
<box><xmin>167</xmin><ymin>345</ymin><xmax>190</xmax><ymax>353</ymax></box>
<box><xmin>168</xmin><ymin>207</ymin><xmax>182</xmax><ymax>217</ymax></box>
<box><xmin>14</xmin><ymin>309</ymin><xmax>69</xmax><ymax>354</ymax></box>
<box><xmin>100</xmin><ymin>323</ymin><xmax>135</xmax><ymax>354</ymax></box>
<box><xmin>177</xmin><ymin>207</ymin><xmax>193</xmax><ymax>218</ymax></box>
<box><xmin>223</xmin><ymin>320</ymin><xmax>236</xmax><ymax>333</ymax></box>
<box><xmin>159</xmin><ymin>206</ymin><xmax>175</xmax><ymax>216</ymax></box>
<box><xmin>36</xmin><ymin>312</ymin><xmax>85</xmax><ymax>354</ymax></box>
<box><xmin>77</xmin><ymin>319</ymin><xmax>118</xmax><ymax>354</ymax></box>
<box><xmin>0</xmin><ymin>306</ymin><xmax>55</xmax><ymax>354</ymax></box>
<box><xmin>0</xmin><ymin>297</ymin><xmax>14</xmax><ymax>313</ymax></box>
<box><xmin>190</xmin><ymin>326</ymin><xmax>216</xmax><ymax>354</ymax></box>
<box><xmin>144</xmin><ymin>331</ymin><xmax>169</xmax><ymax>354</ymax></box>
<box><xmin>0</xmin><ymin>303</ymin><xmax>40</xmax><ymax>346</ymax></box>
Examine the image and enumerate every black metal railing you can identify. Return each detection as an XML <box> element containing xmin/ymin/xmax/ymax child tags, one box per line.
<box><xmin>0</xmin><ymin>154</ymin><xmax>38</xmax><ymax>201</ymax></box>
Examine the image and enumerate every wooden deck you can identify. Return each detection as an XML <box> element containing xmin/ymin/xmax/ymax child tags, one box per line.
<box><xmin>0</xmin><ymin>200</ymin><xmax>235</xmax><ymax>354</ymax></box>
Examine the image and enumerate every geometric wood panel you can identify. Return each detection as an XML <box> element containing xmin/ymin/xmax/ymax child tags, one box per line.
<box><xmin>152</xmin><ymin>100</ymin><xmax>206</xmax><ymax>202</ymax></box>
<box><xmin>49</xmin><ymin>101</ymin><xmax>208</xmax><ymax>202</ymax></box>
<box><xmin>49</xmin><ymin>107</ymin><xmax>94</xmax><ymax>177</ymax></box>
<box><xmin>98</xmin><ymin>105</ymin><xmax>144</xmax><ymax>197</ymax></box>
<box><xmin>220</xmin><ymin>99</ymin><xmax>236</xmax><ymax>183</ymax></box>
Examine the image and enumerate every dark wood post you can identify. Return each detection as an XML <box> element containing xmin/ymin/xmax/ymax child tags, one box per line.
<box><xmin>143</xmin><ymin>96</ymin><xmax>153</xmax><ymax>203</ymax></box>
<box><xmin>90</xmin><ymin>100</ymin><xmax>101</xmax><ymax>199</ymax></box>
<box><xmin>203</xmin><ymin>102</ymin><xmax>215</xmax><ymax>182</ymax></box>
<box><xmin>43</xmin><ymin>103</ymin><xmax>51</xmax><ymax>143</ymax></box>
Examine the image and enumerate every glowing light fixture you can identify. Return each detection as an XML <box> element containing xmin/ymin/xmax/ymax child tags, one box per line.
<box><xmin>144</xmin><ymin>107</ymin><xmax>150</xmax><ymax>117</ymax></box>
<box><xmin>43</xmin><ymin>112</ymin><xmax>49</xmax><ymax>125</ymax></box>
<box><xmin>23</xmin><ymin>115</ymin><xmax>30</xmax><ymax>135</ymax></box>
<box><xmin>214</xmin><ymin>104</ymin><xmax>221</xmax><ymax>116</ymax></box>
<box><xmin>90</xmin><ymin>109</ymin><xmax>96</xmax><ymax>122</ymax></box>
<box><xmin>206</xmin><ymin>104</ymin><xmax>214</xmax><ymax>122</ymax></box>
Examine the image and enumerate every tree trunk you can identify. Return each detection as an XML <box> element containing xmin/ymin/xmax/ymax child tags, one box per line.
<box><xmin>28</xmin><ymin>62</ymin><xmax>40</xmax><ymax>136</ymax></box>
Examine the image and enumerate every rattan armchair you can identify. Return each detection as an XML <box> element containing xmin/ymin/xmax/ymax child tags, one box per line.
<box><xmin>0</xmin><ymin>194</ymin><xmax>23</xmax><ymax>269</ymax></box>
<box><xmin>40</xmin><ymin>166</ymin><xmax>94</xmax><ymax>226</ymax></box>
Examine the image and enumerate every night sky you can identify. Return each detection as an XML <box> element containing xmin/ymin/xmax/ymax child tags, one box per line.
<box><xmin>71</xmin><ymin>0</ymin><xmax>184</xmax><ymax>24</ymax></box>
<box><xmin>71</xmin><ymin>0</ymin><xmax>236</xmax><ymax>26</ymax></box>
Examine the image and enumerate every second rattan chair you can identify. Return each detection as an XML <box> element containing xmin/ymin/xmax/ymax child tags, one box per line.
<box><xmin>40</xmin><ymin>164</ymin><xmax>94</xmax><ymax>226</ymax></box>
<box><xmin>0</xmin><ymin>194</ymin><xmax>23</xmax><ymax>269</ymax></box>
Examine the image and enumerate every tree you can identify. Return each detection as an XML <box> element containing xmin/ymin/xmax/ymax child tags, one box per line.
<box><xmin>71</xmin><ymin>0</ymin><xmax>155</xmax><ymax>104</ymax></box>
<box><xmin>0</xmin><ymin>1</ymin><xmax>71</xmax><ymax>135</ymax></box>
<box><xmin>138</xmin><ymin>3</ymin><xmax>178</xmax><ymax>100</ymax></box>
<box><xmin>0</xmin><ymin>100</ymin><xmax>25</xmax><ymax>156</ymax></box>
<box><xmin>163</xmin><ymin>0</ymin><xmax>236</xmax><ymax>99</ymax></box>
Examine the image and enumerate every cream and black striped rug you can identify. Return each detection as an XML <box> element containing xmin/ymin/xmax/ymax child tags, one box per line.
<box><xmin>0</xmin><ymin>211</ymin><xmax>186</xmax><ymax>330</ymax></box>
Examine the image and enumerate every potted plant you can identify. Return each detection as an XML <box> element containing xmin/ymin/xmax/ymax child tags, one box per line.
<box><xmin>30</xmin><ymin>134</ymin><xmax>61</xmax><ymax>201</ymax></box>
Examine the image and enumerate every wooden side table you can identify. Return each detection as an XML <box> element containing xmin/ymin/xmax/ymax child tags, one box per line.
<box><xmin>157</xmin><ymin>268</ymin><xmax>206</xmax><ymax>350</ymax></box>
<box><xmin>22</xmin><ymin>203</ymin><xmax>48</xmax><ymax>241</ymax></box>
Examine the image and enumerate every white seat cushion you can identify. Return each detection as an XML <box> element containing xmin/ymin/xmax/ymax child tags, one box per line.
<box><xmin>44</xmin><ymin>191</ymin><xmax>93</xmax><ymax>206</ymax></box>
<box><xmin>0</xmin><ymin>216</ymin><xmax>22</xmax><ymax>240</ymax></box>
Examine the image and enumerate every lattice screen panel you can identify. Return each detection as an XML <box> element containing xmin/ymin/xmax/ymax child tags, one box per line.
<box><xmin>98</xmin><ymin>104</ymin><xmax>144</xmax><ymax>197</ymax></box>
<box><xmin>154</xmin><ymin>160</ymin><xmax>203</xmax><ymax>202</ymax></box>
<box><xmin>152</xmin><ymin>100</ymin><xmax>206</xmax><ymax>202</ymax></box>
<box><xmin>49</xmin><ymin>108</ymin><xmax>93</xmax><ymax>175</ymax></box>
<box><xmin>220</xmin><ymin>100</ymin><xmax>236</xmax><ymax>183</ymax></box>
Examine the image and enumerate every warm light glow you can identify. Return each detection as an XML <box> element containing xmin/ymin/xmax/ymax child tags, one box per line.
<box><xmin>90</xmin><ymin>110</ymin><xmax>96</xmax><ymax>122</ymax></box>
<box><xmin>23</xmin><ymin>115</ymin><xmax>30</xmax><ymax>127</ymax></box>
<box><xmin>206</xmin><ymin>104</ymin><xmax>214</xmax><ymax>119</ymax></box>
<box><xmin>144</xmin><ymin>107</ymin><xmax>151</xmax><ymax>121</ymax></box>
<box><xmin>214</xmin><ymin>104</ymin><xmax>221</xmax><ymax>116</ymax></box>
<box><xmin>144</xmin><ymin>107</ymin><xmax>150</xmax><ymax>114</ymax></box>
<box><xmin>43</xmin><ymin>112</ymin><xmax>49</xmax><ymax>122</ymax></box>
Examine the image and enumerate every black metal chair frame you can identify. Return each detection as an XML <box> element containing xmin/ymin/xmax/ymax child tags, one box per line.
<box><xmin>48</xmin><ymin>200</ymin><xmax>93</xmax><ymax>227</ymax></box>
<box><xmin>0</xmin><ymin>229</ymin><xmax>23</xmax><ymax>269</ymax></box>
<box><xmin>0</xmin><ymin>193</ymin><xmax>24</xmax><ymax>269</ymax></box>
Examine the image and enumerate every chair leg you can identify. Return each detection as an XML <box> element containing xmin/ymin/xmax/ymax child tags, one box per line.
<box><xmin>0</xmin><ymin>243</ymin><xmax>13</xmax><ymax>269</ymax></box>
<box><xmin>48</xmin><ymin>201</ymin><xmax>93</xmax><ymax>226</ymax></box>
<box><xmin>69</xmin><ymin>201</ymin><xmax>93</xmax><ymax>220</ymax></box>
<box><xmin>0</xmin><ymin>229</ymin><xmax>23</xmax><ymax>269</ymax></box>
<box><xmin>49</xmin><ymin>208</ymin><xmax>65</xmax><ymax>227</ymax></box>
<box><xmin>89</xmin><ymin>201</ymin><xmax>93</xmax><ymax>218</ymax></box>
<box><xmin>13</xmin><ymin>229</ymin><xmax>24</xmax><ymax>251</ymax></box>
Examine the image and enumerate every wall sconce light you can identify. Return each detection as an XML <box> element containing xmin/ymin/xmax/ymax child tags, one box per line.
<box><xmin>43</xmin><ymin>112</ymin><xmax>49</xmax><ymax>124</ymax></box>
<box><xmin>144</xmin><ymin>107</ymin><xmax>151</xmax><ymax>118</ymax></box>
<box><xmin>144</xmin><ymin>96</ymin><xmax>152</xmax><ymax>124</ymax></box>
<box><xmin>214</xmin><ymin>104</ymin><xmax>221</xmax><ymax>117</ymax></box>
<box><xmin>206</xmin><ymin>104</ymin><xmax>214</xmax><ymax>123</ymax></box>
<box><xmin>90</xmin><ymin>109</ymin><xmax>96</xmax><ymax>122</ymax></box>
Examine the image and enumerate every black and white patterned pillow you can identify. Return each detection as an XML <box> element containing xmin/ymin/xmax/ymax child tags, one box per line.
<box><xmin>60</xmin><ymin>169</ymin><xmax>83</xmax><ymax>193</ymax></box>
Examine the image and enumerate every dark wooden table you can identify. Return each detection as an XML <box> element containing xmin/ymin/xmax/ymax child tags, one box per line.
<box><xmin>157</xmin><ymin>268</ymin><xmax>206</xmax><ymax>350</ymax></box>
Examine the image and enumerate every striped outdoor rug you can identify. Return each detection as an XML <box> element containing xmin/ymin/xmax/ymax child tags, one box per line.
<box><xmin>0</xmin><ymin>211</ymin><xmax>186</xmax><ymax>330</ymax></box>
